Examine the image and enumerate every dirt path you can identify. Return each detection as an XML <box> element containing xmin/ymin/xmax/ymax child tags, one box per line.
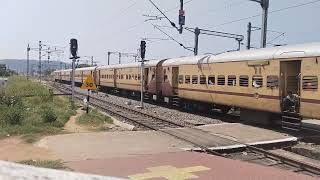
<box><xmin>64</xmin><ymin>109</ymin><xmax>92</xmax><ymax>133</ymax></box>
<box><xmin>0</xmin><ymin>137</ymin><xmax>56</xmax><ymax>161</ymax></box>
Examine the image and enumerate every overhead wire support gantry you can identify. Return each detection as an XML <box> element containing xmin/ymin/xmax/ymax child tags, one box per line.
<box><xmin>184</xmin><ymin>27</ymin><xmax>244</xmax><ymax>55</ymax></box>
<box><xmin>107</xmin><ymin>51</ymin><xmax>138</xmax><ymax>65</ymax></box>
<box><xmin>27</xmin><ymin>42</ymin><xmax>65</xmax><ymax>81</ymax></box>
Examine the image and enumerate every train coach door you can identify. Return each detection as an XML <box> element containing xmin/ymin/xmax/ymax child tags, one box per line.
<box><xmin>98</xmin><ymin>70</ymin><xmax>101</xmax><ymax>85</ymax></box>
<box><xmin>172</xmin><ymin>67</ymin><xmax>179</xmax><ymax>90</ymax></box>
<box><xmin>280</xmin><ymin>60</ymin><xmax>301</xmax><ymax>111</ymax></box>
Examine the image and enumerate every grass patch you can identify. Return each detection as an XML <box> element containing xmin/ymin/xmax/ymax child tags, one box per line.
<box><xmin>0</xmin><ymin>76</ymin><xmax>76</xmax><ymax>142</ymax></box>
<box><xmin>17</xmin><ymin>160</ymin><xmax>70</xmax><ymax>170</ymax></box>
<box><xmin>77</xmin><ymin>109</ymin><xmax>113</xmax><ymax>130</ymax></box>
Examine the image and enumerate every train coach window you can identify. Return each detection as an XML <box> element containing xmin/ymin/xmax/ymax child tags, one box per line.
<box><xmin>228</xmin><ymin>75</ymin><xmax>237</xmax><ymax>86</ymax></box>
<box><xmin>164</xmin><ymin>75</ymin><xmax>169</xmax><ymax>82</ymax></box>
<box><xmin>267</xmin><ymin>76</ymin><xmax>279</xmax><ymax>88</ymax></box>
<box><xmin>152</xmin><ymin>74</ymin><xmax>156</xmax><ymax>81</ymax></box>
<box><xmin>303</xmin><ymin>76</ymin><xmax>318</xmax><ymax>91</ymax></box>
<box><xmin>200</xmin><ymin>76</ymin><xmax>206</xmax><ymax>85</ymax></box>
<box><xmin>192</xmin><ymin>75</ymin><xmax>198</xmax><ymax>84</ymax></box>
<box><xmin>217</xmin><ymin>75</ymin><xmax>225</xmax><ymax>86</ymax></box>
<box><xmin>185</xmin><ymin>75</ymin><xmax>191</xmax><ymax>84</ymax></box>
<box><xmin>239</xmin><ymin>75</ymin><xmax>249</xmax><ymax>87</ymax></box>
<box><xmin>138</xmin><ymin>74</ymin><xmax>141</xmax><ymax>80</ymax></box>
<box><xmin>208</xmin><ymin>76</ymin><xmax>215</xmax><ymax>85</ymax></box>
<box><xmin>252</xmin><ymin>76</ymin><xmax>263</xmax><ymax>88</ymax></box>
<box><xmin>178</xmin><ymin>75</ymin><xmax>184</xmax><ymax>84</ymax></box>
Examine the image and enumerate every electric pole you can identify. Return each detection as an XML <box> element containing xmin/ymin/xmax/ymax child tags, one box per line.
<box><xmin>194</xmin><ymin>27</ymin><xmax>201</xmax><ymax>56</ymax></box>
<box><xmin>39</xmin><ymin>41</ymin><xmax>42</xmax><ymax>82</ymax></box>
<box><xmin>91</xmin><ymin>56</ymin><xmax>94</xmax><ymax>66</ymax></box>
<box><xmin>178</xmin><ymin>0</ymin><xmax>185</xmax><ymax>34</ymax></box>
<box><xmin>107</xmin><ymin>52</ymin><xmax>111</xmax><ymax>65</ymax></box>
<box><xmin>247</xmin><ymin>22</ymin><xmax>252</xmax><ymax>50</ymax></box>
<box><xmin>27</xmin><ymin>44</ymin><xmax>30</xmax><ymax>79</ymax></box>
<box><xmin>119</xmin><ymin>53</ymin><xmax>121</xmax><ymax>64</ymax></box>
<box><xmin>249</xmin><ymin>0</ymin><xmax>269</xmax><ymax>48</ymax></box>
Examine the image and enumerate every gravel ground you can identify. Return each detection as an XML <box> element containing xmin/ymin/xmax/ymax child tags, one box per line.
<box><xmin>66</xmin><ymin>84</ymin><xmax>228</xmax><ymax>126</ymax></box>
<box><xmin>291</xmin><ymin>142</ymin><xmax>320</xmax><ymax>161</ymax></box>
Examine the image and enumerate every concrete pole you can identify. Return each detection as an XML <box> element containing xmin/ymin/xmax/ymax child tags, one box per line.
<box><xmin>91</xmin><ymin>56</ymin><xmax>94</xmax><ymax>66</ymax></box>
<box><xmin>107</xmin><ymin>52</ymin><xmax>111</xmax><ymax>65</ymax></box>
<box><xmin>194</xmin><ymin>27</ymin><xmax>200</xmax><ymax>56</ymax></box>
<box><xmin>119</xmin><ymin>53</ymin><xmax>121</xmax><ymax>64</ymax></box>
<box><xmin>27</xmin><ymin>44</ymin><xmax>30</xmax><ymax>80</ymax></box>
<box><xmin>247</xmin><ymin>22</ymin><xmax>252</xmax><ymax>50</ymax></box>
<box><xmin>71</xmin><ymin>58</ymin><xmax>76</xmax><ymax>102</ymax></box>
<box><xmin>39</xmin><ymin>41</ymin><xmax>42</xmax><ymax>82</ymax></box>
<box><xmin>260</xmin><ymin>0</ymin><xmax>269</xmax><ymax>48</ymax></box>
<box><xmin>140</xmin><ymin>59</ymin><xmax>144</xmax><ymax>108</ymax></box>
<box><xmin>179</xmin><ymin>0</ymin><xmax>184</xmax><ymax>34</ymax></box>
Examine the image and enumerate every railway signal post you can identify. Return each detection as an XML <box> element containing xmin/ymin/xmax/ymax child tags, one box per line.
<box><xmin>70</xmin><ymin>39</ymin><xmax>80</xmax><ymax>103</ymax></box>
<box><xmin>139</xmin><ymin>40</ymin><xmax>146</xmax><ymax>109</ymax></box>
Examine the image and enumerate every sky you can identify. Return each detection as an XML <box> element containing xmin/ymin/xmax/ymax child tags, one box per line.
<box><xmin>0</xmin><ymin>0</ymin><xmax>320</xmax><ymax>66</ymax></box>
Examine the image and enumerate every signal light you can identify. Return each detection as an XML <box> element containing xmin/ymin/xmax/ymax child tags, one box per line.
<box><xmin>70</xmin><ymin>39</ymin><xmax>78</xmax><ymax>58</ymax></box>
<box><xmin>140</xmin><ymin>40</ymin><xmax>146</xmax><ymax>60</ymax></box>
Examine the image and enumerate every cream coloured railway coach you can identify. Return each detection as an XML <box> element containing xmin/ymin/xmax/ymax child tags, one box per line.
<box><xmin>59</xmin><ymin>69</ymin><xmax>72</xmax><ymax>83</ymax></box>
<box><xmin>73</xmin><ymin>67</ymin><xmax>96</xmax><ymax>86</ymax></box>
<box><xmin>163</xmin><ymin>42</ymin><xmax>320</xmax><ymax>120</ymax></box>
<box><xmin>97</xmin><ymin>60</ymin><xmax>165</xmax><ymax>100</ymax></box>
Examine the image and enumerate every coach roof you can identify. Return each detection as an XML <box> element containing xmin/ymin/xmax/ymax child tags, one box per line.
<box><xmin>97</xmin><ymin>59</ymin><xmax>164</xmax><ymax>70</ymax></box>
<box><xmin>75</xmin><ymin>67</ymin><xmax>97</xmax><ymax>71</ymax></box>
<box><xmin>162</xmin><ymin>55</ymin><xmax>210</xmax><ymax>66</ymax></box>
<box><xmin>209</xmin><ymin>42</ymin><xmax>320</xmax><ymax>63</ymax></box>
<box><xmin>162</xmin><ymin>42</ymin><xmax>320</xmax><ymax>66</ymax></box>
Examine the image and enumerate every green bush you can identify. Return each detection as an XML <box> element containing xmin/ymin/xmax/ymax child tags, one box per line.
<box><xmin>4</xmin><ymin>106</ymin><xmax>24</xmax><ymax>125</ymax></box>
<box><xmin>41</xmin><ymin>105</ymin><xmax>57</xmax><ymax>123</ymax></box>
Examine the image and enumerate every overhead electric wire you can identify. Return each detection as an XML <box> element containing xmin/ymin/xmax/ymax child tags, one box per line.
<box><xmin>267</xmin><ymin>33</ymin><xmax>285</xmax><ymax>44</ymax></box>
<box><xmin>147</xmin><ymin>0</ymin><xmax>179</xmax><ymax>31</ymax></box>
<box><xmin>215</xmin><ymin>0</ymin><xmax>320</xmax><ymax>27</ymax></box>
<box><xmin>152</xmin><ymin>24</ymin><xmax>194</xmax><ymax>53</ymax></box>
<box><xmin>123</xmin><ymin>0</ymin><xmax>193</xmax><ymax>33</ymax></box>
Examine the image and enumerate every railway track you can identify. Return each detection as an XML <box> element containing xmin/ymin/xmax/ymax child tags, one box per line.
<box><xmin>50</xmin><ymin>82</ymin><xmax>187</xmax><ymax>130</ymax></box>
<box><xmin>49</xmin><ymin>82</ymin><xmax>320</xmax><ymax>177</ymax></box>
<box><xmin>229</xmin><ymin>146</ymin><xmax>320</xmax><ymax>177</ymax></box>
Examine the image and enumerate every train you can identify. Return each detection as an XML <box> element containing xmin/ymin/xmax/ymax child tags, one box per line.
<box><xmin>54</xmin><ymin>42</ymin><xmax>320</xmax><ymax>124</ymax></box>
